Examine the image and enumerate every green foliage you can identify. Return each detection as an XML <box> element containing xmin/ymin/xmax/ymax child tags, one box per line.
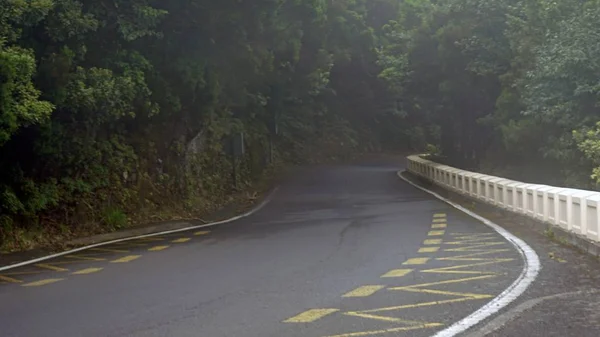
<box><xmin>0</xmin><ymin>0</ymin><xmax>407</xmax><ymax>249</ymax></box>
<box><xmin>376</xmin><ymin>0</ymin><xmax>600</xmax><ymax>188</ymax></box>
<box><xmin>0</xmin><ymin>44</ymin><xmax>54</xmax><ymax>145</ymax></box>
<box><xmin>101</xmin><ymin>207</ymin><xmax>127</xmax><ymax>229</ymax></box>
<box><xmin>574</xmin><ymin>123</ymin><xmax>600</xmax><ymax>184</ymax></box>
<box><xmin>425</xmin><ymin>143</ymin><xmax>440</xmax><ymax>156</ymax></box>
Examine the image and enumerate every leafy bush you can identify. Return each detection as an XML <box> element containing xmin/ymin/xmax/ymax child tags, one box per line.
<box><xmin>101</xmin><ymin>207</ymin><xmax>128</xmax><ymax>230</ymax></box>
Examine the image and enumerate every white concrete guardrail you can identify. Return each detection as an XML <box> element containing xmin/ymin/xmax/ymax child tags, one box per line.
<box><xmin>407</xmin><ymin>155</ymin><xmax>600</xmax><ymax>243</ymax></box>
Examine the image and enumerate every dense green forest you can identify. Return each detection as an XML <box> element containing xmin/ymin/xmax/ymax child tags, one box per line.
<box><xmin>378</xmin><ymin>0</ymin><xmax>600</xmax><ymax>188</ymax></box>
<box><xmin>2</xmin><ymin>0</ymin><xmax>600</xmax><ymax>250</ymax></box>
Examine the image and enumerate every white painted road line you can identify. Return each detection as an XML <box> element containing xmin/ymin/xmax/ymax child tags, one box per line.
<box><xmin>0</xmin><ymin>187</ymin><xmax>279</xmax><ymax>272</ymax></box>
<box><xmin>398</xmin><ymin>171</ymin><xmax>540</xmax><ymax>337</ymax></box>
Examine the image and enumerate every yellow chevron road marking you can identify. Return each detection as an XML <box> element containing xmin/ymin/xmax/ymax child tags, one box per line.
<box><xmin>64</xmin><ymin>255</ymin><xmax>106</xmax><ymax>261</ymax></box>
<box><xmin>421</xmin><ymin>260</ymin><xmax>510</xmax><ymax>275</ymax></box>
<box><xmin>389</xmin><ymin>274</ymin><xmax>496</xmax><ymax>290</ymax></box>
<box><xmin>72</xmin><ymin>267</ymin><xmax>103</xmax><ymax>275</ymax></box>
<box><xmin>403</xmin><ymin>258</ymin><xmax>430</xmax><ymax>265</ymax></box>
<box><xmin>450</xmin><ymin>232</ymin><xmax>495</xmax><ymax>237</ymax></box>
<box><xmin>172</xmin><ymin>238</ymin><xmax>191</xmax><ymax>243</ymax></box>
<box><xmin>111</xmin><ymin>255</ymin><xmax>141</xmax><ymax>263</ymax></box>
<box><xmin>360</xmin><ymin>297</ymin><xmax>483</xmax><ymax>314</ymax></box>
<box><xmin>284</xmin><ymin>309</ymin><xmax>339</xmax><ymax>323</ymax></box>
<box><xmin>34</xmin><ymin>264</ymin><xmax>68</xmax><ymax>272</ymax></box>
<box><xmin>279</xmin><ymin>224</ymin><xmax>515</xmax><ymax>336</ymax></box>
<box><xmin>450</xmin><ymin>238</ymin><xmax>496</xmax><ymax>243</ymax></box>
<box><xmin>418</xmin><ymin>247</ymin><xmax>440</xmax><ymax>253</ymax></box>
<box><xmin>344</xmin><ymin>312</ymin><xmax>432</xmax><ymax>325</ymax></box>
<box><xmin>323</xmin><ymin>323</ymin><xmax>443</xmax><ymax>337</ymax></box>
<box><xmin>390</xmin><ymin>287</ymin><xmax>493</xmax><ymax>299</ymax></box>
<box><xmin>437</xmin><ymin>249</ymin><xmax>511</xmax><ymax>260</ymax></box>
<box><xmin>89</xmin><ymin>247</ymin><xmax>129</xmax><ymax>253</ymax></box>
<box><xmin>444</xmin><ymin>242</ymin><xmax>505</xmax><ymax>250</ymax></box>
<box><xmin>22</xmin><ymin>278</ymin><xmax>64</xmax><ymax>287</ymax></box>
<box><xmin>381</xmin><ymin>269</ymin><xmax>413</xmax><ymax>278</ymax></box>
<box><xmin>148</xmin><ymin>245</ymin><xmax>169</xmax><ymax>251</ymax></box>
<box><xmin>2</xmin><ymin>271</ymin><xmax>42</xmax><ymax>276</ymax></box>
<box><xmin>0</xmin><ymin>274</ymin><xmax>22</xmax><ymax>283</ymax></box>
<box><xmin>111</xmin><ymin>242</ymin><xmax>148</xmax><ymax>247</ymax></box>
<box><xmin>343</xmin><ymin>285</ymin><xmax>385</xmax><ymax>298</ymax></box>
<box><xmin>136</xmin><ymin>237</ymin><xmax>165</xmax><ymax>242</ymax></box>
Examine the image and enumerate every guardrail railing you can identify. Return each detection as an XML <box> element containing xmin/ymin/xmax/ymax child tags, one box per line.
<box><xmin>406</xmin><ymin>155</ymin><xmax>600</xmax><ymax>243</ymax></box>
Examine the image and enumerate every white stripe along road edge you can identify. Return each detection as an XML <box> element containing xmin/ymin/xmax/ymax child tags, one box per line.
<box><xmin>398</xmin><ymin>171</ymin><xmax>540</xmax><ymax>337</ymax></box>
<box><xmin>0</xmin><ymin>187</ymin><xmax>279</xmax><ymax>272</ymax></box>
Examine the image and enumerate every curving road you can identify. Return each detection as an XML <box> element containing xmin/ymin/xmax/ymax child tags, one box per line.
<box><xmin>0</xmin><ymin>157</ymin><xmax>523</xmax><ymax>337</ymax></box>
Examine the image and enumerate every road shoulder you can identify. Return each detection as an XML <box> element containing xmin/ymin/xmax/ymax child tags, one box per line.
<box><xmin>402</xmin><ymin>171</ymin><xmax>600</xmax><ymax>337</ymax></box>
<box><xmin>0</xmin><ymin>177</ymin><xmax>281</xmax><ymax>269</ymax></box>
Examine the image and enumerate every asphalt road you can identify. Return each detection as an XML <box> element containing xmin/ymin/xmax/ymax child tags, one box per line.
<box><xmin>0</xmin><ymin>157</ymin><xmax>523</xmax><ymax>337</ymax></box>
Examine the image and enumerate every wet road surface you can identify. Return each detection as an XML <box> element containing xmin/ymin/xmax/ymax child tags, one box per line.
<box><xmin>0</xmin><ymin>158</ymin><xmax>523</xmax><ymax>337</ymax></box>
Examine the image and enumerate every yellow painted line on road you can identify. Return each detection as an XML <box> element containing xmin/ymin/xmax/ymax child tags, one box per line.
<box><xmin>448</xmin><ymin>233</ymin><xmax>496</xmax><ymax>241</ymax></box>
<box><xmin>65</xmin><ymin>254</ymin><xmax>106</xmax><ymax>261</ymax></box>
<box><xmin>448</xmin><ymin>236</ymin><xmax>498</xmax><ymax>245</ymax></box>
<box><xmin>342</xmin><ymin>285</ymin><xmax>385</xmax><ymax>298</ymax></box>
<box><xmin>361</xmin><ymin>296</ymin><xmax>489</xmax><ymax>314</ymax></box>
<box><xmin>381</xmin><ymin>269</ymin><xmax>413</xmax><ymax>278</ymax></box>
<box><xmin>171</xmin><ymin>238</ymin><xmax>191</xmax><ymax>243</ymax></box>
<box><xmin>441</xmin><ymin>257</ymin><xmax>514</xmax><ymax>263</ymax></box>
<box><xmin>194</xmin><ymin>230</ymin><xmax>210</xmax><ymax>236</ymax></box>
<box><xmin>428</xmin><ymin>230</ymin><xmax>445</xmax><ymax>236</ymax></box>
<box><xmin>72</xmin><ymin>267</ymin><xmax>103</xmax><ymax>275</ymax></box>
<box><xmin>111</xmin><ymin>255</ymin><xmax>141</xmax><ymax>263</ymax></box>
<box><xmin>324</xmin><ymin>323</ymin><xmax>443</xmax><ymax>337</ymax></box>
<box><xmin>37</xmin><ymin>261</ymin><xmax>72</xmax><ymax>266</ymax></box>
<box><xmin>148</xmin><ymin>245</ymin><xmax>169</xmax><ymax>251</ymax></box>
<box><xmin>445</xmin><ymin>242</ymin><xmax>505</xmax><ymax>251</ymax></box>
<box><xmin>34</xmin><ymin>263</ymin><xmax>68</xmax><ymax>272</ymax></box>
<box><xmin>432</xmin><ymin>223</ymin><xmax>447</xmax><ymax>229</ymax></box>
<box><xmin>390</xmin><ymin>274</ymin><xmax>496</xmax><ymax>290</ymax></box>
<box><xmin>403</xmin><ymin>257</ymin><xmax>430</xmax><ymax>265</ymax></box>
<box><xmin>437</xmin><ymin>249</ymin><xmax>511</xmax><ymax>260</ymax></box>
<box><xmin>433</xmin><ymin>213</ymin><xmax>446</xmax><ymax>218</ymax></box>
<box><xmin>390</xmin><ymin>286</ymin><xmax>493</xmax><ymax>299</ymax></box>
<box><xmin>42</xmin><ymin>260</ymin><xmax>85</xmax><ymax>266</ymax></box>
<box><xmin>0</xmin><ymin>274</ymin><xmax>22</xmax><ymax>283</ymax></box>
<box><xmin>344</xmin><ymin>311</ymin><xmax>429</xmax><ymax>324</ymax></box>
<box><xmin>432</xmin><ymin>218</ymin><xmax>446</xmax><ymax>223</ymax></box>
<box><xmin>284</xmin><ymin>308</ymin><xmax>339</xmax><ymax>323</ymax></box>
<box><xmin>449</xmin><ymin>234</ymin><xmax>496</xmax><ymax>243</ymax></box>
<box><xmin>424</xmin><ymin>239</ymin><xmax>442</xmax><ymax>245</ymax></box>
<box><xmin>451</xmin><ymin>232</ymin><xmax>495</xmax><ymax>236</ymax></box>
<box><xmin>22</xmin><ymin>278</ymin><xmax>64</xmax><ymax>287</ymax></box>
<box><xmin>136</xmin><ymin>237</ymin><xmax>165</xmax><ymax>242</ymax></box>
<box><xmin>112</xmin><ymin>242</ymin><xmax>148</xmax><ymax>248</ymax></box>
<box><xmin>90</xmin><ymin>247</ymin><xmax>129</xmax><ymax>253</ymax></box>
<box><xmin>421</xmin><ymin>260</ymin><xmax>509</xmax><ymax>275</ymax></box>
<box><xmin>418</xmin><ymin>247</ymin><xmax>440</xmax><ymax>253</ymax></box>
<box><xmin>3</xmin><ymin>271</ymin><xmax>43</xmax><ymax>276</ymax></box>
<box><xmin>389</xmin><ymin>275</ymin><xmax>496</xmax><ymax>299</ymax></box>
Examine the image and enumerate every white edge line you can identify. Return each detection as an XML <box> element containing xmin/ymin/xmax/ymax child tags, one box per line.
<box><xmin>397</xmin><ymin>171</ymin><xmax>541</xmax><ymax>337</ymax></box>
<box><xmin>0</xmin><ymin>186</ymin><xmax>280</xmax><ymax>272</ymax></box>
